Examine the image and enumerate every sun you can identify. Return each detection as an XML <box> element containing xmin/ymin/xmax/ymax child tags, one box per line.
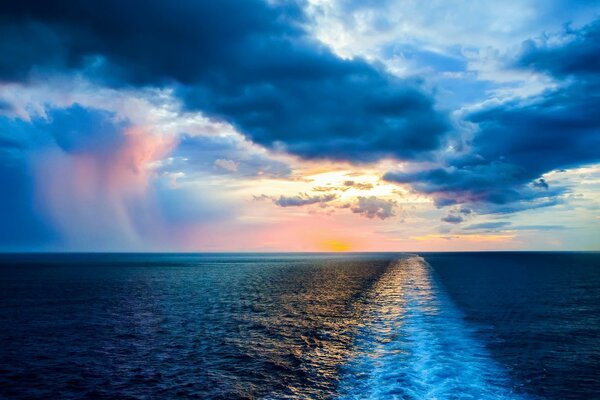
<box><xmin>320</xmin><ymin>239</ymin><xmax>353</xmax><ymax>252</ymax></box>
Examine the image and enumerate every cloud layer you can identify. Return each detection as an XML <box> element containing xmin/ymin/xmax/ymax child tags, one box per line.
<box><xmin>0</xmin><ymin>1</ymin><xmax>598</xmax><ymax>250</ymax></box>
<box><xmin>385</xmin><ymin>20</ymin><xmax>600</xmax><ymax>214</ymax></box>
<box><xmin>1</xmin><ymin>0</ymin><xmax>449</xmax><ymax>162</ymax></box>
<box><xmin>0</xmin><ymin>104</ymin><xmax>172</xmax><ymax>249</ymax></box>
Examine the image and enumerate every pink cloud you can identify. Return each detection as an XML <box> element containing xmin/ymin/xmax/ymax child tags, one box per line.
<box><xmin>34</xmin><ymin>126</ymin><xmax>174</xmax><ymax>249</ymax></box>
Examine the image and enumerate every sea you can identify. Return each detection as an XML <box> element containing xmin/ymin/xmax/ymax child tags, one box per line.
<box><xmin>0</xmin><ymin>252</ymin><xmax>598</xmax><ymax>399</ymax></box>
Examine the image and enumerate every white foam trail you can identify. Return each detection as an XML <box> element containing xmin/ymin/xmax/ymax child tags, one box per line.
<box><xmin>338</xmin><ymin>256</ymin><xmax>525</xmax><ymax>399</ymax></box>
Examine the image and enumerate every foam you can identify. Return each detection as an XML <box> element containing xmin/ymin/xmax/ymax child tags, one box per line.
<box><xmin>338</xmin><ymin>255</ymin><xmax>525</xmax><ymax>399</ymax></box>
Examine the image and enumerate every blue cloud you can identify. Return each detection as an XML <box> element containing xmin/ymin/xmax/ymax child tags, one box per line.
<box><xmin>381</xmin><ymin>43</ymin><xmax>467</xmax><ymax>74</ymax></box>
<box><xmin>463</xmin><ymin>222</ymin><xmax>565</xmax><ymax>231</ymax></box>
<box><xmin>166</xmin><ymin>135</ymin><xmax>292</xmax><ymax>179</ymax></box>
<box><xmin>0</xmin><ymin>0</ymin><xmax>449</xmax><ymax>162</ymax></box>
<box><xmin>0</xmin><ymin>151</ymin><xmax>58</xmax><ymax>249</ymax></box>
<box><xmin>464</xmin><ymin>221</ymin><xmax>511</xmax><ymax>230</ymax></box>
<box><xmin>44</xmin><ymin>105</ymin><xmax>126</xmax><ymax>155</ymax></box>
<box><xmin>0</xmin><ymin>104</ymin><xmax>140</xmax><ymax>249</ymax></box>
<box><xmin>515</xmin><ymin>20</ymin><xmax>600</xmax><ymax>78</ymax></box>
<box><xmin>441</xmin><ymin>214</ymin><xmax>463</xmax><ymax>224</ymax></box>
<box><xmin>385</xmin><ymin>19</ymin><xmax>600</xmax><ymax>213</ymax></box>
<box><xmin>274</xmin><ymin>193</ymin><xmax>337</xmax><ymax>207</ymax></box>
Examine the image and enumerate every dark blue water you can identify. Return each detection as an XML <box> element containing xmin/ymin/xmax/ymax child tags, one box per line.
<box><xmin>0</xmin><ymin>252</ymin><xmax>598</xmax><ymax>399</ymax></box>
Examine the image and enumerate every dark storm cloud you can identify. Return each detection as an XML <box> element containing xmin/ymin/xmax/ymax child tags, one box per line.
<box><xmin>384</xmin><ymin>162</ymin><xmax>566</xmax><ymax>207</ymax></box>
<box><xmin>385</xmin><ymin>19</ymin><xmax>600</xmax><ymax>212</ymax></box>
<box><xmin>0</xmin><ymin>150</ymin><xmax>58</xmax><ymax>248</ymax></box>
<box><xmin>0</xmin><ymin>104</ymin><xmax>128</xmax><ymax>249</ymax></box>
<box><xmin>465</xmin><ymin>86</ymin><xmax>600</xmax><ymax>179</ymax></box>
<box><xmin>0</xmin><ymin>0</ymin><xmax>295</xmax><ymax>84</ymax></box>
<box><xmin>0</xmin><ymin>0</ymin><xmax>449</xmax><ymax>162</ymax></box>
<box><xmin>516</xmin><ymin>20</ymin><xmax>600</xmax><ymax>79</ymax></box>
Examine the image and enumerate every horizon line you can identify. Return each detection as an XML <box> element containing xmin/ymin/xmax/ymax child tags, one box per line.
<box><xmin>0</xmin><ymin>250</ymin><xmax>598</xmax><ymax>254</ymax></box>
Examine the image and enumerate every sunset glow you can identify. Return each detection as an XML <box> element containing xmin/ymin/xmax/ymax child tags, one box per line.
<box><xmin>0</xmin><ymin>1</ymin><xmax>598</xmax><ymax>252</ymax></box>
<box><xmin>319</xmin><ymin>239</ymin><xmax>354</xmax><ymax>252</ymax></box>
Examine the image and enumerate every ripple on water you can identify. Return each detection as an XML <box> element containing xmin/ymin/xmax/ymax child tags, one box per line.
<box><xmin>0</xmin><ymin>253</ymin><xmax>394</xmax><ymax>399</ymax></box>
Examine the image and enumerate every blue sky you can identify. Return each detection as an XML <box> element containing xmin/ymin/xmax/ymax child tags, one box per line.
<box><xmin>0</xmin><ymin>0</ymin><xmax>599</xmax><ymax>251</ymax></box>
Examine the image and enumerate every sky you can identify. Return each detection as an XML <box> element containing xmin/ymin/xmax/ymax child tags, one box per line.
<box><xmin>0</xmin><ymin>0</ymin><xmax>599</xmax><ymax>252</ymax></box>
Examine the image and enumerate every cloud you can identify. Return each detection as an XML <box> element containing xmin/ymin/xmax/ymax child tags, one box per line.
<box><xmin>515</xmin><ymin>20</ymin><xmax>600</xmax><ymax>79</ymax></box>
<box><xmin>253</xmin><ymin>194</ymin><xmax>271</xmax><ymax>201</ymax></box>
<box><xmin>312</xmin><ymin>185</ymin><xmax>346</xmax><ymax>192</ymax></box>
<box><xmin>384</xmin><ymin>162</ymin><xmax>566</xmax><ymax>209</ymax></box>
<box><xmin>307</xmin><ymin>0</ymin><xmax>599</xmax><ymax>111</ymax></box>
<box><xmin>511</xmin><ymin>224</ymin><xmax>565</xmax><ymax>230</ymax></box>
<box><xmin>351</xmin><ymin>196</ymin><xmax>396</xmax><ymax>219</ymax></box>
<box><xmin>0</xmin><ymin>99</ymin><xmax>13</xmax><ymax>112</ymax></box>
<box><xmin>309</xmin><ymin>0</ymin><xmax>597</xmax><ymax>58</ymax></box>
<box><xmin>344</xmin><ymin>180</ymin><xmax>374</xmax><ymax>190</ymax></box>
<box><xmin>0</xmin><ymin>150</ymin><xmax>58</xmax><ymax>248</ymax></box>
<box><xmin>45</xmin><ymin>104</ymin><xmax>128</xmax><ymax>155</ymax></box>
<box><xmin>463</xmin><ymin>222</ymin><xmax>565</xmax><ymax>232</ymax></box>
<box><xmin>0</xmin><ymin>104</ymin><xmax>173</xmax><ymax>249</ymax></box>
<box><xmin>532</xmin><ymin>178</ymin><xmax>549</xmax><ymax>189</ymax></box>
<box><xmin>464</xmin><ymin>221</ymin><xmax>511</xmax><ymax>230</ymax></box>
<box><xmin>274</xmin><ymin>193</ymin><xmax>337</xmax><ymax>207</ymax></box>
<box><xmin>213</xmin><ymin>159</ymin><xmax>238</xmax><ymax>172</ymax></box>
<box><xmin>0</xmin><ymin>0</ymin><xmax>449</xmax><ymax>163</ymax></box>
<box><xmin>385</xmin><ymin>19</ymin><xmax>600</xmax><ymax>213</ymax></box>
<box><xmin>441</xmin><ymin>214</ymin><xmax>463</xmax><ymax>224</ymax></box>
<box><xmin>163</xmin><ymin>134</ymin><xmax>292</xmax><ymax>179</ymax></box>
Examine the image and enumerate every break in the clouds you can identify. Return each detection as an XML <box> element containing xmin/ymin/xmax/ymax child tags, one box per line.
<box><xmin>0</xmin><ymin>0</ymin><xmax>599</xmax><ymax>251</ymax></box>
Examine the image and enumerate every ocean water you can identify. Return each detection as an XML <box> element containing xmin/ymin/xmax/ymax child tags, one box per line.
<box><xmin>0</xmin><ymin>252</ymin><xmax>598</xmax><ymax>399</ymax></box>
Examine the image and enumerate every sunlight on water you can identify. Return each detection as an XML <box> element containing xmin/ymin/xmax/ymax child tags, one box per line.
<box><xmin>2</xmin><ymin>253</ymin><xmax>598</xmax><ymax>398</ymax></box>
<box><xmin>338</xmin><ymin>255</ymin><xmax>523</xmax><ymax>399</ymax></box>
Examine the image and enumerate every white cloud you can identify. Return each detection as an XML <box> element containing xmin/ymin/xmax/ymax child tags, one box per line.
<box><xmin>214</xmin><ymin>158</ymin><xmax>239</xmax><ymax>172</ymax></box>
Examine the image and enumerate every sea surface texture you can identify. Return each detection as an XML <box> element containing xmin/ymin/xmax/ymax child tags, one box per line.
<box><xmin>0</xmin><ymin>252</ymin><xmax>598</xmax><ymax>399</ymax></box>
